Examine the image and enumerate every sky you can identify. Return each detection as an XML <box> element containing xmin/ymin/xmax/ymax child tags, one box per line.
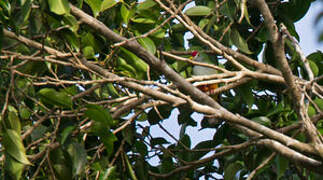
<box><xmin>295</xmin><ymin>1</ymin><xmax>323</xmax><ymax>55</ymax></box>
<box><xmin>139</xmin><ymin>0</ymin><xmax>323</xmax><ymax>169</ymax></box>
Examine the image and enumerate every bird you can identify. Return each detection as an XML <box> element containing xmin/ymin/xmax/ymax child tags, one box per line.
<box><xmin>191</xmin><ymin>51</ymin><xmax>219</xmax><ymax>98</ymax></box>
<box><xmin>191</xmin><ymin>50</ymin><xmax>221</xmax><ymax>127</ymax></box>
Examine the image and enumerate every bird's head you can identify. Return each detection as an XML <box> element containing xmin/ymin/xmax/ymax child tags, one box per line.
<box><xmin>191</xmin><ymin>51</ymin><xmax>199</xmax><ymax>58</ymax></box>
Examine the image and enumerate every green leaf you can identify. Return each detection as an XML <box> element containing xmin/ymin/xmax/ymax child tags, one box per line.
<box><xmin>50</xmin><ymin>148</ymin><xmax>73</xmax><ymax>179</ymax></box>
<box><xmin>38</xmin><ymin>88</ymin><xmax>72</xmax><ymax>109</ymax></box>
<box><xmin>0</xmin><ymin>24</ymin><xmax>3</xmax><ymax>51</ymax></box>
<box><xmin>106</xmin><ymin>83</ymin><xmax>120</xmax><ymax>98</ymax></box>
<box><xmin>14</xmin><ymin>0</ymin><xmax>32</xmax><ymax>27</ymax></box>
<box><xmin>67</xmin><ymin>142</ymin><xmax>87</xmax><ymax>176</ymax></box>
<box><xmin>48</xmin><ymin>0</ymin><xmax>70</xmax><ymax>15</ymax></box>
<box><xmin>220</xmin><ymin>1</ymin><xmax>236</xmax><ymax>21</ymax></box>
<box><xmin>266</xmin><ymin>102</ymin><xmax>284</xmax><ymax>117</ymax></box>
<box><xmin>63</xmin><ymin>15</ymin><xmax>79</xmax><ymax>32</ymax></box>
<box><xmin>85</xmin><ymin>0</ymin><xmax>102</xmax><ymax>17</ymax></box>
<box><xmin>151</xmin><ymin>137</ymin><xmax>169</xmax><ymax>146</ymax></box>
<box><xmin>278</xmin><ymin>0</ymin><xmax>311</xmax><ymax>22</ymax></box>
<box><xmin>0</xmin><ymin>1</ymin><xmax>11</xmax><ymax>17</ymax></box>
<box><xmin>137</xmin><ymin>37</ymin><xmax>156</xmax><ymax>54</ymax></box>
<box><xmin>3</xmin><ymin>129</ymin><xmax>32</xmax><ymax>165</ymax></box>
<box><xmin>19</xmin><ymin>106</ymin><xmax>31</xmax><ymax>120</ymax></box>
<box><xmin>4</xmin><ymin>154</ymin><xmax>24</xmax><ymax>180</ymax></box>
<box><xmin>307</xmin><ymin>51</ymin><xmax>323</xmax><ymax>81</ymax></box>
<box><xmin>31</xmin><ymin>125</ymin><xmax>48</xmax><ymax>141</ymax></box>
<box><xmin>224</xmin><ymin>162</ymin><xmax>243</xmax><ymax>180</ymax></box>
<box><xmin>82</xmin><ymin>46</ymin><xmax>95</xmax><ymax>59</ymax></box>
<box><xmin>124</xmin><ymin>153</ymin><xmax>138</xmax><ymax>180</ymax></box>
<box><xmin>101</xmin><ymin>0</ymin><xmax>119</xmax><ymax>12</ymax></box>
<box><xmin>308</xmin><ymin>105</ymin><xmax>316</xmax><ymax>118</ymax></box>
<box><xmin>192</xmin><ymin>140</ymin><xmax>217</xmax><ymax>161</ymax></box>
<box><xmin>198</xmin><ymin>18</ymin><xmax>209</xmax><ymax>30</ymax></box>
<box><xmin>137</xmin><ymin>0</ymin><xmax>156</xmax><ymax>11</ymax></box>
<box><xmin>151</xmin><ymin>28</ymin><xmax>166</xmax><ymax>39</ymax></box>
<box><xmin>185</xmin><ymin>6</ymin><xmax>212</xmax><ymax>16</ymax></box>
<box><xmin>60</xmin><ymin>126</ymin><xmax>75</xmax><ymax>145</ymax></box>
<box><xmin>147</xmin><ymin>105</ymin><xmax>171</xmax><ymax>125</ymax></box>
<box><xmin>121</xmin><ymin>4</ymin><xmax>130</xmax><ymax>24</ymax></box>
<box><xmin>241</xmin><ymin>1</ymin><xmax>251</xmax><ymax>25</ymax></box>
<box><xmin>252</xmin><ymin>116</ymin><xmax>271</xmax><ymax>127</ymax></box>
<box><xmin>276</xmin><ymin>154</ymin><xmax>289</xmax><ymax>179</ymax></box>
<box><xmin>134</xmin><ymin>141</ymin><xmax>148</xmax><ymax>156</ymax></box>
<box><xmin>308</xmin><ymin>60</ymin><xmax>319</xmax><ymax>77</ymax></box>
<box><xmin>6</xmin><ymin>111</ymin><xmax>21</xmax><ymax>134</ymax></box>
<box><xmin>100</xmin><ymin>131</ymin><xmax>117</xmax><ymax>157</ymax></box>
<box><xmin>81</xmin><ymin>32</ymin><xmax>101</xmax><ymax>52</ymax></box>
<box><xmin>120</xmin><ymin>47</ymin><xmax>148</xmax><ymax>78</ymax></box>
<box><xmin>314</xmin><ymin>98</ymin><xmax>323</xmax><ymax>111</ymax></box>
<box><xmin>62</xmin><ymin>30</ymin><xmax>80</xmax><ymax>51</ymax></box>
<box><xmin>100</xmin><ymin>166</ymin><xmax>118</xmax><ymax>180</ymax></box>
<box><xmin>85</xmin><ymin>104</ymin><xmax>113</xmax><ymax>127</ymax></box>
<box><xmin>237</xmin><ymin>83</ymin><xmax>254</xmax><ymax>108</ymax></box>
<box><xmin>116</xmin><ymin>56</ymin><xmax>137</xmax><ymax>78</ymax></box>
<box><xmin>131</xmin><ymin>17</ymin><xmax>155</xmax><ymax>24</ymax></box>
<box><xmin>230</xmin><ymin>29</ymin><xmax>252</xmax><ymax>54</ymax></box>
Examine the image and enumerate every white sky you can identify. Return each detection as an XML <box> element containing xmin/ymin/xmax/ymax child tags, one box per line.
<box><xmin>295</xmin><ymin>1</ymin><xmax>323</xmax><ymax>55</ymax></box>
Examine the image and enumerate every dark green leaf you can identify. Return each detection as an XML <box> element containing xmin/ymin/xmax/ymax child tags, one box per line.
<box><xmin>67</xmin><ymin>142</ymin><xmax>88</xmax><ymax>176</ymax></box>
<box><xmin>276</xmin><ymin>154</ymin><xmax>289</xmax><ymax>179</ymax></box>
<box><xmin>224</xmin><ymin>162</ymin><xmax>243</xmax><ymax>180</ymax></box>
<box><xmin>120</xmin><ymin>47</ymin><xmax>148</xmax><ymax>79</ymax></box>
<box><xmin>116</xmin><ymin>56</ymin><xmax>137</xmax><ymax>78</ymax></box>
<box><xmin>63</xmin><ymin>15</ymin><xmax>79</xmax><ymax>32</ymax></box>
<box><xmin>137</xmin><ymin>37</ymin><xmax>156</xmax><ymax>54</ymax></box>
<box><xmin>198</xmin><ymin>18</ymin><xmax>209</xmax><ymax>30</ymax></box>
<box><xmin>85</xmin><ymin>104</ymin><xmax>113</xmax><ymax>126</ymax></box>
<box><xmin>60</xmin><ymin>126</ymin><xmax>75</xmax><ymax>145</ymax></box>
<box><xmin>147</xmin><ymin>105</ymin><xmax>171</xmax><ymax>125</ymax></box>
<box><xmin>278</xmin><ymin>0</ymin><xmax>311</xmax><ymax>22</ymax></box>
<box><xmin>14</xmin><ymin>0</ymin><xmax>31</xmax><ymax>27</ymax></box>
<box><xmin>151</xmin><ymin>137</ymin><xmax>169</xmax><ymax>146</ymax></box>
<box><xmin>0</xmin><ymin>24</ymin><xmax>3</xmax><ymax>51</ymax></box>
<box><xmin>19</xmin><ymin>106</ymin><xmax>31</xmax><ymax>120</ymax></box>
<box><xmin>50</xmin><ymin>148</ymin><xmax>73</xmax><ymax>180</ymax></box>
<box><xmin>192</xmin><ymin>140</ymin><xmax>217</xmax><ymax>160</ymax></box>
<box><xmin>99</xmin><ymin>166</ymin><xmax>118</xmax><ymax>180</ymax></box>
<box><xmin>220</xmin><ymin>1</ymin><xmax>236</xmax><ymax>20</ymax></box>
<box><xmin>135</xmin><ymin>141</ymin><xmax>148</xmax><ymax>156</ymax></box>
<box><xmin>85</xmin><ymin>0</ymin><xmax>102</xmax><ymax>17</ymax></box>
<box><xmin>4</xmin><ymin>154</ymin><xmax>24</xmax><ymax>180</ymax></box>
<box><xmin>38</xmin><ymin>88</ymin><xmax>72</xmax><ymax>109</ymax></box>
<box><xmin>230</xmin><ymin>29</ymin><xmax>252</xmax><ymax>54</ymax></box>
<box><xmin>100</xmin><ymin>131</ymin><xmax>117</xmax><ymax>157</ymax></box>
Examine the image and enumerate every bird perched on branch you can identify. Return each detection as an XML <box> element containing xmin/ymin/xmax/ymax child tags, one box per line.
<box><xmin>191</xmin><ymin>51</ymin><xmax>219</xmax><ymax>99</ymax></box>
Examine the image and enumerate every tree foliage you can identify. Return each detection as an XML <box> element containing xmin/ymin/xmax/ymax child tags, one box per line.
<box><xmin>0</xmin><ymin>0</ymin><xmax>323</xmax><ymax>179</ymax></box>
